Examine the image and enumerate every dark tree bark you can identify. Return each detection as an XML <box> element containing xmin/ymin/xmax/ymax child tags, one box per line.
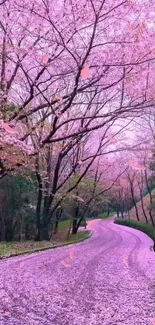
<box><xmin>5</xmin><ymin>224</ymin><xmax>14</xmax><ymax>241</ymax></box>
<box><xmin>137</xmin><ymin>175</ymin><xmax>149</xmax><ymax>224</ymax></box>
<box><xmin>0</xmin><ymin>217</ymin><xmax>5</xmax><ymax>241</ymax></box>
<box><xmin>72</xmin><ymin>204</ymin><xmax>79</xmax><ymax>234</ymax></box>
<box><xmin>72</xmin><ymin>219</ymin><xmax>78</xmax><ymax>234</ymax></box>
<box><xmin>34</xmin><ymin>156</ymin><xmax>43</xmax><ymax>241</ymax></box>
<box><xmin>53</xmin><ymin>219</ymin><xmax>59</xmax><ymax>234</ymax></box>
<box><xmin>120</xmin><ymin>210</ymin><xmax>124</xmax><ymax>218</ymax></box>
<box><xmin>52</xmin><ymin>208</ymin><xmax>63</xmax><ymax>235</ymax></box>
<box><xmin>0</xmin><ymin>191</ymin><xmax>5</xmax><ymax>241</ymax></box>
<box><xmin>132</xmin><ymin>196</ymin><xmax>140</xmax><ymax>221</ymax></box>
<box><xmin>116</xmin><ymin>206</ymin><xmax>120</xmax><ymax>218</ymax></box>
<box><xmin>66</xmin><ymin>220</ymin><xmax>72</xmax><ymax>240</ymax></box>
<box><xmin>76</xmin><ymin>213</ymin><xmax>84</xmax><ymax>231</ymax></box>
<box><xmin>141</xmin><ymin>192</ymin><xmax>148</xmax><ymax>223</ymax></box>
<box><xmin>41</xmin><ymin>217</ymin><xmax>50</xmax><ymax>241</ymax></box>
<box><xmin>25</xmin><ymin>223</ymin><xmax>31</xmax><ymax>240</ymax></box>
<box><xmin>144</xmin><ymin>171</ymin><xmax>155</xmax><ymax>227</ymax></box>
<box><xmin>153</xmin><ymin>240</ymin><xmax>155</xmax><ymax>252</ymax></box>
<box><xmin>35</xmin><ymin>189</ymin><xmax>42</xmax><ymax>241</ymax></box>
<box><xmin>128</xmin><ymin>174</ymin><xmax>140</xmax><ymax>221</ymax></box>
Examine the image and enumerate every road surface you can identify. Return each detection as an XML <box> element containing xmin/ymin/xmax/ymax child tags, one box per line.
<box><xmin>0</xmin><ymin>218</ymin><xmax>155</xmax><ymax>325</ymax></box>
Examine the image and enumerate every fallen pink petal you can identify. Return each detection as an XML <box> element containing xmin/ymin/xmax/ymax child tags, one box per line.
<box><xmin>81</xmin><ymin>66</ymin><xmax>89</xmax><ymax>79</ymax></box>
<box><xmin>70</xmin><ymin>248</ymin><xmax>75</xmax><ymax>260</ymax></box>
<box><xmin>109</xmin><ymin>136</ymin><xmax>118</xmax><ymax>143</ymax></box>
<box><xmin>20</xmin><ymin>262</ymin><xmax>24</xmax><ymax>268</ymax></box>
<box><xmin>42</xmin><ymin>56</ymin><xmax>49</xmax><ymax>64</ymax></box>
<box><xmin>129</xmin><ymin>161</ymin><xmax>146</xmax><ymax>170</ymax></box>
<box><xmin>123</xmin><ymin>258</ymin><xmax>128</xmax><ymax>267</ymax></box>
<box><xmin>1</xmin><ymin>121</ymin><xmax>19</xmax><ymax>134</ymax></box>
<box><xmin>4</xmin><ymin>311</ymin><xmax>10</xmax><ymax>317</ymax></box>
<box><xmin>58</xmin><ymin>97</ymin><xmax>63</xmax><ymax>104</ymax></box>
<box><xmin>52</xmin><ymin>84</ymin><xmax>59</xmax><ymax>88</ymax></box>
<box><xmin>61</xmin><ymin>260</ymin><xmax>72</xmax><ymax>267</ymax></box>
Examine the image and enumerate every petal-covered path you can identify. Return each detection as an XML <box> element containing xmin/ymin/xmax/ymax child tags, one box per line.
<box><xmin>0</xmin><ymin>218</ymin><xmax>155</xmax><ymax>325</ymax></box>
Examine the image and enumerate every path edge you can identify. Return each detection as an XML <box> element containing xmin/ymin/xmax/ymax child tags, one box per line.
<box><xmin>0</xmin><ymin>230</ymin><xmax>92</xmax><ymax>261</ymax></box>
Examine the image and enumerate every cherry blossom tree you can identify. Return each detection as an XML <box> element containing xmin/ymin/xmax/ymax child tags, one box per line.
<box><xmin>1</xmin><ymin>0</ymin><xmax>155</xmax><ymax>179</ymax></box>
<box><xmin>29</xmin><ymin>112</ymin><xmax>139</xmax><ymax>240</ymax></box>
<box><xmin>1</xmin><ymin>0</ymin><xmax>155</xmax><ymax>242</ymax></box>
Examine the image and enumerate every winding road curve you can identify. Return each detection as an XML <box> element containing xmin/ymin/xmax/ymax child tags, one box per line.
<box><xmin>0</xmin><ymin>218</ymin><xmax>155</xmax><ymax>325</ymax></box>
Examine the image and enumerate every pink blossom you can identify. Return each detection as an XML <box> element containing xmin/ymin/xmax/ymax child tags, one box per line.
<box><xmin>1</xmin><ymin>121</ymin><xmax>19</xmax><ymax>134</ymax></box>
<box><xmin>81</xmin><ymin>66</ymin><xmax>90</xmax><ymax>79</ymax></box>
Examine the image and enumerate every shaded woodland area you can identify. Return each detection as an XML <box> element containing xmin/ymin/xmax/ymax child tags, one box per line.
<box><xmin>0</xmin><ymin>162</ymin><xmax>154</xmax><ymax>242</ymax></box>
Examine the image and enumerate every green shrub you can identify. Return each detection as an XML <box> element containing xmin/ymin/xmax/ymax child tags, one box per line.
<box><xmin>114</xmin><ymin>218</ymin><xmax>155</xmax><ymax>241</ymax></box>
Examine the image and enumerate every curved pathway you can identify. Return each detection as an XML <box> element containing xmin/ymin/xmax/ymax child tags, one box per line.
<box><xmin>0</xmin><ymin>218</ymin><xmax>155</xmax><ymax>325</ymax></box>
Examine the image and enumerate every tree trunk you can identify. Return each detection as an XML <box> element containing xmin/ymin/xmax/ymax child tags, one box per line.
<box><xmin>41</xmin><ymin>220</ymin><xmax>50</xmax><ymax>241</ymax></box>
<box><xmin>134</xmin><ymin>200</ymin><xmax>140</xmax><ymax>221</ymax></box>
<box><xmin>148</xmin><ymin>191</ymin><xmax>155</xmax><ymax>227</ymax></box>
<box><xmin>0</xmin><ymin>217</ymin><xmax>5</xmax><ymax>241</ymax></box>
<box><xmin>144</xmin><ymin>171</ymin><xmax>155</xmax><ymax>227</ymax></box>
<box><xmin>127</xmin><ymin>209</ymin><xmax>130</xmax><ymax>219</ymax></box>
<box><xmin>153</xmin><ymin>240</ymin><xmax>155</xmax><ymax>252</ymax></box>
<box><xmin>25</xmin><ymin>223</ymin><xmax>31</xmax><ymax>240</ymax></box>
<box><xmin>72</xmin><ymin>219</ymin><xmax>78</xmax><ymax>234</ymax></box>
<box><xmin>76</xmin><ymin>214</ymin><xmax>84</xmax><ymax>231</ymax></box>
<box><xmin>141</xmin><ymin>196</ymin><xmax>149</xmax><ymax>224</ymax></box>
<box><xmin>138</xmin><ymin>181</ymin><xmax>149</xmax><ymax>224</ymax></box>
<box><xmin>120</xmin><ymin>210</ymin><xmax>124</xmax><ymax>218</ymax></box>
<box><xmin>66</xmin><ymin>220</ymin><xmax>72</xmax><ymax>240</ymax></box>
<box><xmin>5</xmin><ymin>224</ymin><xmax>14</xmax><ymax>241</ymax></box>
<box><xmin>35</xmin><ymin>166</ymin><xmax>43</xmax><ymax>241</ymax></box>
<box><xmin>53</xmin><ymin>208</ymin><xmax>63</xmax><ymax>235</ymax></box>
<box><xmin>18</xmin><ymin>218</ymin><xmax>22</xmax><ymax>241</ymax></box>
<box><xmin>116</xmin><ymin>207</ymin><xmax>120</xmax><ymax>218</ymax></box>
<box><xmin>72</xmin><ymin>205</ymin><xmax>79</xmax><ymax>234</ymax></box>
<box><xmin>53</xmin><ymin>219</ymin><xmax>59</xmax><ymax>234</ymax></box>
<box><xmin>35</xmin><ymin>205</ymin><xmax>42</xmax><ymax>241</ymax></box>
<box><xmin>40</xmin><ymin>197</ymin><xmax>52</xmax><ymax>241</ymax></box>
<box><xmin>42</xmin><ymin>228</ymin><xmax>50</xmax><ymax>241</ymax></box>
<box><xmin>130</xmin><ymin>187</ymin><xmax>140</xmax><ymax>221</ymax></box>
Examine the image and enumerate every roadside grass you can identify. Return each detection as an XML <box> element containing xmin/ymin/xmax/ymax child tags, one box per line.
<box><xmin>67</xmin><ymin>231</ymin><xmax>90</xmax><ymax>242</ymax></box>
<box><xmin>58</xmin><ymin>219</ymin><xmax>87</xmax><ymax>229</ymax></box>
<box><xmin>98</xmin><ymin>211</ymin><xmax>116</xmax><ymax>219</ymax></box>
<box><xmin>0</xmin><ymin>223</ymin><xmax>91</xmax><ymax>259</ymax></box>
<box><xmin>114</xmin><ymin>218</ymin><xmax>155</xmax><ymax>242</ymax></box>
<box><xmin>58</xmin><ymin>219</ymin><xmax>70</xmax><ymax>229</ymax></box>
